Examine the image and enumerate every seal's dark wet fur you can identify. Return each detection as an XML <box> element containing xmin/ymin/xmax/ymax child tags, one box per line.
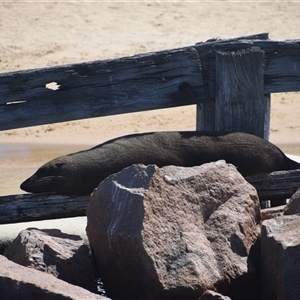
<box><xmin>21</xmin><ymin>131</ymin><xmax>300</xmax><ymax>196</ymax></box>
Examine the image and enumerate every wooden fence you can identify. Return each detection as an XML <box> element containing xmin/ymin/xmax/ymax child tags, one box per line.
<box><xmin>1</xmin><ymin>33</ymin><xmax>300</xmax><ymax>223</ymax></box>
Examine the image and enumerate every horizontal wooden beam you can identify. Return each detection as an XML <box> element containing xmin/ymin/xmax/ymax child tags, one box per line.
<box><xmin>246</xmin><ymin>168</ymin><xmax>300</xmax><ymax>201</ymax></box>
<box><xmin>0</xmin><ymin>193</ymin><xmax>90</xmax><ymax>224</ymax></box>
<box><xmin>0</xmin><ymin>168</ymin><xmax>299</xmax><ymax>224</ymax></box>
<box><xmin>0</xmin><ymin>34</ymin><xmax>300</xmax><ymax>131</ymax></box>
<box><xmin>0</xmin><ymin>47</ymin><xmax>203</xmax><ymax>130</ymax></box>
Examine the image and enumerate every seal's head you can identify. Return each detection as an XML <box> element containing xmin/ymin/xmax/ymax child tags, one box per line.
<box><xmin>20</xmin><ymin>158</ymin><xmax>70</xmax><ymax>194</ymax></box>
<box><xmin>20</xmin><ymin>155</ymin><xmax>96</xmax><ymax>195</ymax></box>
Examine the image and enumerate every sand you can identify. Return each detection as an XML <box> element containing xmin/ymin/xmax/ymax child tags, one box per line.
<box><xmin>0</xmin><ymin>1</ymin><xmax>300</xmax><ymax>195</ymax></box>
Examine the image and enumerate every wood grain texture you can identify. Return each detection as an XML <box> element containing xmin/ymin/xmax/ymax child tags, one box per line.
<box><xmin>214</xmin><ymin>47</ymin><xmax>267</xmax><ymax>138</ymax></box>
<box><xmin>195</xmin><ymin>35</ymin><xmax>300</xmax><ymax>96</ymax></box>
<box><xmin>0</xmin><ymin>47</ymin><xmax>203</xmax><ymax>130</ymax></box>
<box><xmin>1</xmin><ymin>34</ymin><xmax>300</xmax><ymax>131</ymax></box>
<box><xmin>0</xmin><ymin>193</ymin><xmax>90</xmax><ymax>224</ymax></box>
<box><xmin>247</xmin><ymin>169</ymin><xmax>300</xmax><ymax>200</ymax></box>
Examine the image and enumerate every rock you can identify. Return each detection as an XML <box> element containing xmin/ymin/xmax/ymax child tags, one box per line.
<box><xmin>4</xmin><ymin>228</ymin><xmax>97</xmax><ymax>293</ymax></box>
<box><xmin>86</xmin><ymin>161</ymin><xmax>261</xmax><ymax>300</ymax></box>
<box><xmin>198</xmin><ymin>290</ymin><xmax>232</xmax><ymax>299</ymax></box>
<box><xmin>261</xmin><ymin>205</ymin><xmax>285</xmax><ymax>221</ymax></box>
<box><xmin>284</xmin><ymin>187</ymin><xmax>300</xmax><ymax>215</ymax></box>
<box><xmin>0</xmin><ymin>255</ymin><xmax>108</xmax><ymax>300</ymax></box>
<box><xmin>0</xmin><ymin>216</ymin><xmax>88</xmax><ymax>254</ymax></box>
<box><xmin>261</xmin><ymin>215</ymin><xmax>300</xmax><ymax>300</ymax></box>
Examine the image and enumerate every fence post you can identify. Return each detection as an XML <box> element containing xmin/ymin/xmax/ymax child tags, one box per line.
<box><xmin>196</xmin><ymin>47</ymin><xmax>270</xmax><ymax>139</ymax></box>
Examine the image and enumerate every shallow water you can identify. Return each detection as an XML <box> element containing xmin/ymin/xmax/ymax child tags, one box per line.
<box><xmin>0</xmin><ymin>142</ymin><xmax>300</xmax><ymax>197</ymax></box>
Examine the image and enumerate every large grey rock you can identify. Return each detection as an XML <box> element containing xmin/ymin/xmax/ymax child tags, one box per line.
<box><xmin>4</xmin><ymin>228</ymin><xmax>97</xmax><ymax>293</ymax></box>
<box><xmin>261</xmin><ymin>215</ymin><xmax>300</xmax><ymax>300</ymax></box>
<box><xmin>0</xmin><ymin>255</ymin><xmax>108</xmax><ymax>300</ymax></box>
<box><xmin>284</xmin><ymin>187</ymin><xmax>300</xmax><ymax>215</ymax></box>
<box><xmin>86</xmin><ymin>161</ymin><xmax>261</xmax><ymax>300</ymax></box>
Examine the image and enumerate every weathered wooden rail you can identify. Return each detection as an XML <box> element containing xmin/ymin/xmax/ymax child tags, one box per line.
<box><xmin>1</xmin><ymin>33</ymin><xmax>300</xmax><ymax>222</ymax></box>
<box><xmin>1</xmin><ymin>33</ymin><xmax>300</xmax><ymax>135</ymax></box>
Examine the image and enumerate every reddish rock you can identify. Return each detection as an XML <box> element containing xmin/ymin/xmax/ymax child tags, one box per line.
<box><xmin>261</xmin><ymin>205</ymin><xmax>285</xmax><ymax>221</ymax></box>
<box><xmin>4</xmin><ymin>228</ymin><xmax>97</xmax><ymax>293</ymax></box>
<box><xmin>86</xmin><ymin>162</ymin><xmax>261</xmax><ymax>300</ymax></box>
<box><xmin>0</xmin><ymin>255</ymin><xmax>108</xmax><ymax>300</ymax></box>
<box><xmin>261</xmin><ymin>215</ymin><xmax>300</xmax><ymax>300</ymax></box>
<box><xmin>284</xmin><ymin>187</ymin><xmax>300</xmax><ymax>215</ymax></box>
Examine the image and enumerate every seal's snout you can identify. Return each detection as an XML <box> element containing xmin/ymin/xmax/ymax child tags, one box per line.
<box><xmin>20</xmin><ymin>176</ymin><xmax>35</xmax><ymax>193</ymax></box>
<box><xmin>20</xmin><ymin>172</ymin><xmax>68</xmax><ymax>194</ymax></box>
<box><xmin>20</xmin><ymin>174</ymin><xmax>50</xmax><ymax>193</ymax></box>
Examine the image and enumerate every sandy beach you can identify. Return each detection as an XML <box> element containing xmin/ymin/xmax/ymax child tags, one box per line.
<box><xmin>0</xmin><ymin>1</ymin><xmax>300</xmax><ymax>196</ymax></box>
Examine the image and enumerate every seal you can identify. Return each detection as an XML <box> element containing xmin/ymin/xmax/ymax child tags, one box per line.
<box><xmin>20</xmin><ymin>131</ymin><xmax>300</xmax><ymax>196</ymax></box>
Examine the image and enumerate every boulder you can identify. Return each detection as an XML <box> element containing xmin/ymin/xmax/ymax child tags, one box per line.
<box><xmin>284</xmin><ymin>187</ymin><xmax>300</xmax><ymax>215</ymax></box>
<box><xmin>261</xmin><ymin>215</ymin><xmax>300</xmax><ymax>300</ymax></box>
<box><xmin>86</xmin><ymin>161</ymin><xmax>261</xmax><ymax>300</ymax></box>
<box><xmin>0</xmin><ymin>255</ymin><xmax>108</xmax><ymax>300</ymax></box>
<box><xmin>4</xmin><ymin>228</ymin><xmax>97</xmax><ymax>293</ymax></box>
<box><xmin>0</xmin><ymin>216</ymin><xmax>88</xmax><ymax>254</ymax></box>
